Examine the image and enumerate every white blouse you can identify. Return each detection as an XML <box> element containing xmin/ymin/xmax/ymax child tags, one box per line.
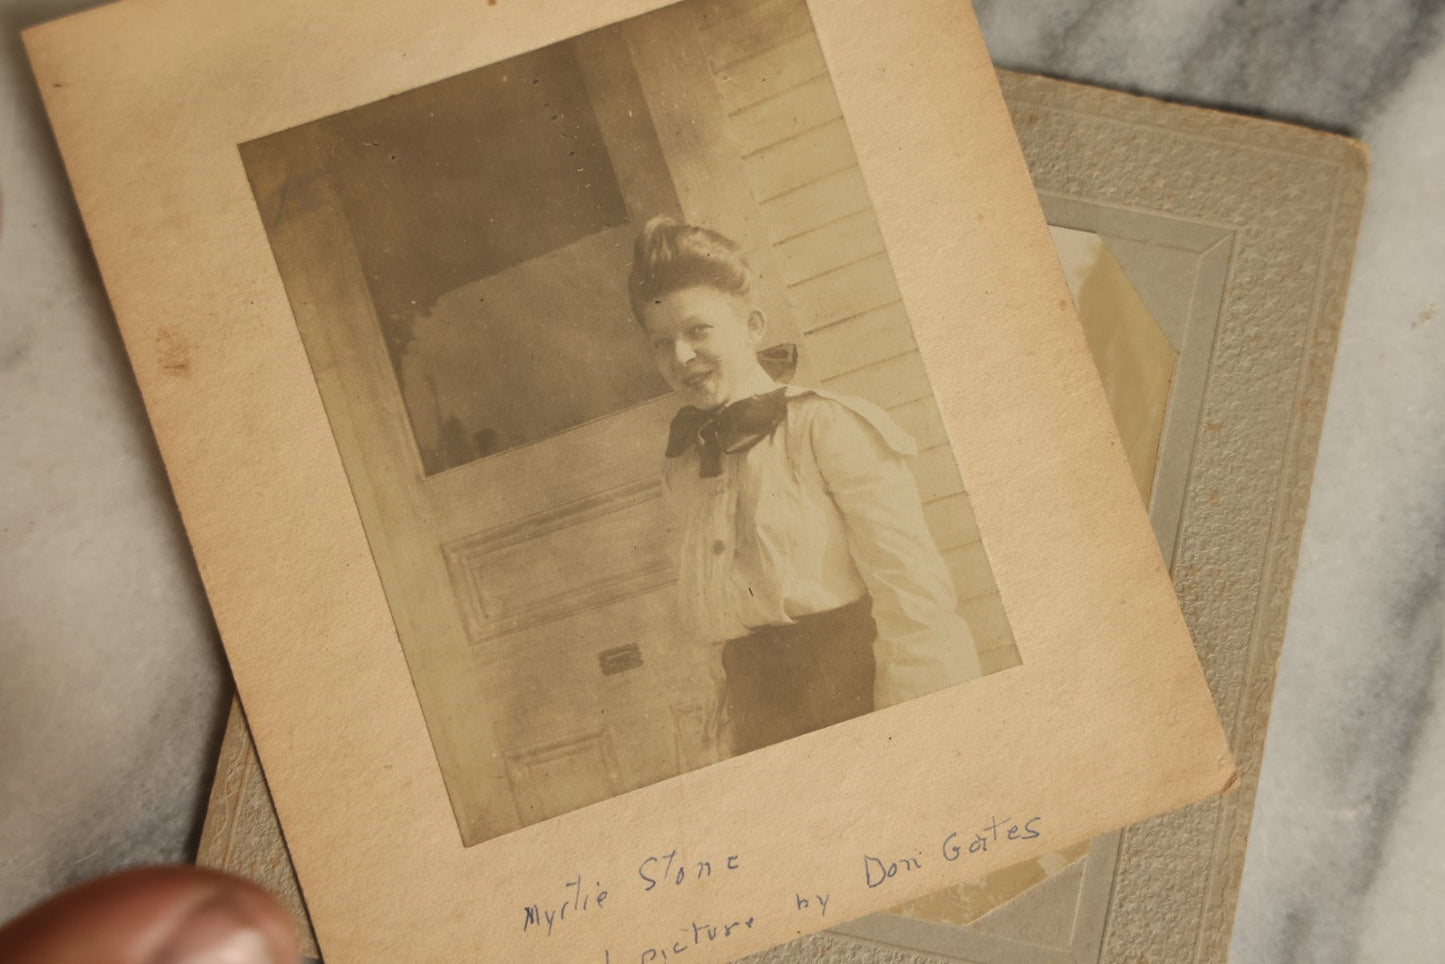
<box><xmin>661</xmin><ymin>385</ymin><xmax>980</xmax><ymax>708</ymax></box>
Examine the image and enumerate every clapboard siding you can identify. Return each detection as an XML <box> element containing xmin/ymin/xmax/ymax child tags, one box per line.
<box><xmin>889</xmin><ymin>395</ymin><xmax>948</xmax><ymax>451</ymax></box>
<box><xmin>695</xmin><ymin>0</ymin><xmax>1016</xmax><ymax>672</ymax></box>
<box><xmin>728</xmin><ymin>75</ymin><xmax>842</xmax><ymax>155</ymax></box>
<box><xmin>695</xmin><ymin>0</ymin><xmax>815</xmax><ymax>68</ymax></box>
<box><xmin>962</xmin><ymin>593</ymin><xmax>1015</xmax><ymax>651</ymax></box>
<box><xmin>944</xmin><ymin>542</ymin><xmax>998</xmax><ymax>605</ymax></box>
<box><xmin>774</xmin><ymin>209</ymin><xmax>886</xmax><ymax>286</ymax></box>
<box><xmin>788</xmin><ymin>253</ymin><xmax>901</xmax><ymax>331</ymax></box>
<box><xmin>924</xmin><ymin>494</ymin><xmax>980</xmax><ymax>550</ymax></box>
<box><xmin>758</xmin><ymin>166</ymin><xmax>872</xmax><ymax>243</ymax></box>
<box><xmin>806</xmin><ymin>302</ymin><xmax>917</xmax><ymax>381</ymax></box>
<box><xmin>910</xmin><ymin>445</ymin><xmax>965</xmax><ymax>505</ymax></box>
<box><xmin>714</xmin><ymin>33</ymin><xmax>828</xmax><ymax>113</ymax></box>
<box><xmin>978</xmin><ymin>639</ymin><xmax>1023</xmax><ymax>675</ymax></box>
<box><xmin>742</xmin><ymin>119</ymin><xmax>856</xmax><ymax>201</ymax></box>
<box><xmin>823</xmin><ymin>350</ymin><xmax>931</xmax><ymax>411</ymax></box>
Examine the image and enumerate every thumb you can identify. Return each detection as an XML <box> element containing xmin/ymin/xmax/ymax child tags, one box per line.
<box><xmin>0</xmin><ymin>865</ymin><xmax>297</xmax><ymax>964</ymax></box>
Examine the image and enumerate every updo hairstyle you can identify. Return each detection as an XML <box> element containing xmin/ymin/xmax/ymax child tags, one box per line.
<box><xmin>628</xmin><ymin>217</ymin><xmax>755</xmax><ymax>325</ymax></box>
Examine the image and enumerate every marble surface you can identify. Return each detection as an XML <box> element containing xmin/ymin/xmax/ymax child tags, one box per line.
<box><xmin>2</xmin><ymin>1</ymin><xmax>1442</xmax><ymax>961</ymax></box>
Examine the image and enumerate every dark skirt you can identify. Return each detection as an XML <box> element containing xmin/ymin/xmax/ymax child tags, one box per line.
<box><xmin>721</xmin><ymin>595</ymin><xmax>877</xmax><ymax>755</ymax></box>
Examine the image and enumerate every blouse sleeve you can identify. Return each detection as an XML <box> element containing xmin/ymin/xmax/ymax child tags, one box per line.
<box><xmin>808</xmin><ymin>400</ymin><xmax>981</xmax><ymax>707</ymax></box>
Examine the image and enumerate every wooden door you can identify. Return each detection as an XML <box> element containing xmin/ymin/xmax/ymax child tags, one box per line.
<box><xmin>243</xmin><ymin>5</ymin><xmax>807</xmax><ymax>845</ymax></box>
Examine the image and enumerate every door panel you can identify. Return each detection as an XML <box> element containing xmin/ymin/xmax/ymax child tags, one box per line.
<box><xmin>441</xmin><ymin>477</ymin><xmax>671</xmax><ymax>645</ymax></box>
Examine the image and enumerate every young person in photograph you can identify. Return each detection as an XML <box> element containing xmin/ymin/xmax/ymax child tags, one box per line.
<box><xmin>629</xmin><ymin>217</ymin><xmax>979</xmax><ymax>757</ymax></box>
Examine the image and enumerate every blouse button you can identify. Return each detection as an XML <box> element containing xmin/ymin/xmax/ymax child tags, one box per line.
<box><xmin>712</xmin><ymin>540</ymin><xmax>727</xmax><ymax>555</ymax></box>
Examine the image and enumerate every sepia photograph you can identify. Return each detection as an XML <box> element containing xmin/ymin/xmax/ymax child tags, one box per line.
<box><xmin>24</xmin><ymin>0</ymin><xmax>1245</xmax><ymax>954</ymax></box>
<box><xmin>241</xmin><ymin>0</ymin><xmax>1017</xmax><ymax>845</ymax></box>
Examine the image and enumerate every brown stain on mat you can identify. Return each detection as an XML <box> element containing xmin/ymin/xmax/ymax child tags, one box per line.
<box><xmin>157</xmin><ymin>328</ymin><xmax>190</xmax><ymax>376</ymax></box>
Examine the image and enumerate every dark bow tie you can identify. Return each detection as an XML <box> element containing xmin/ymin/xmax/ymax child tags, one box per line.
<box><xmin>666</xmin><ymin>387</ymin><xmax>791</xmax><ymax>478</ymax></box>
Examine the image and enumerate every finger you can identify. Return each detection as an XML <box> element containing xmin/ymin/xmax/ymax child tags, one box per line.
<box><xmin>0</xmin><ymin>865</ymin><xmax>298</xmax><ymax>964</ymax></box>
